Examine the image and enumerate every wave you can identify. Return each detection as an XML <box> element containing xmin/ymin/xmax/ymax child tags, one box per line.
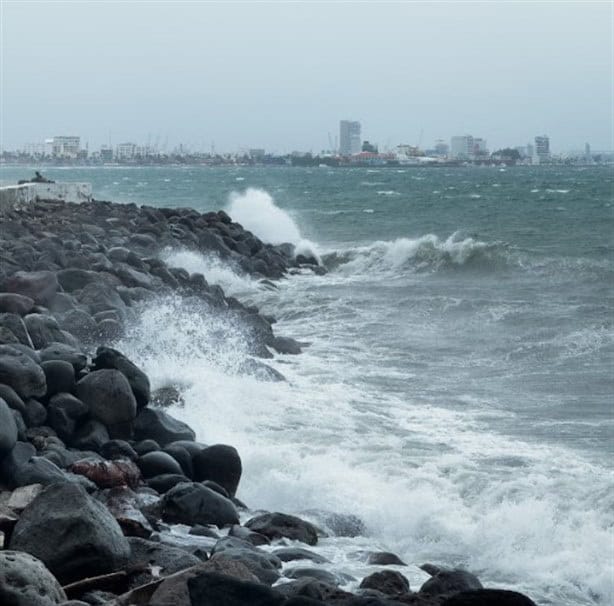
<box><xmin>323</xmin><ymin>233</ymin><xmax>516</xmax><ymax>275</ymax></box>
<box><xmin>227</xmin><ymin>188</ymin><xmax>320</xmax><ymax>262</ymax></box>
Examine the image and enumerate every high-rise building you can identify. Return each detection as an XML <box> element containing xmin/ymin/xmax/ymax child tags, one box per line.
<box><xmin>534</xmin><ymin>135</ymin><xmax>550</xmax><ymax>163</ymax></box>
<box><xmin>51</xmin><ymin>136</ymin><xmax>80</xmax><ymax>158</ymax></box>
<box><xmin>450</xmin><ymin>135</ymin><xmax>474</xmax><ymax>159</ymax></box>
<box><xmin>339</xmin><ymin>120</ymin><xmax>361</xmax><ymax>156</ymax></box>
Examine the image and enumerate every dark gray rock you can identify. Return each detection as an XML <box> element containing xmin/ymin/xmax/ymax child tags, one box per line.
<box><xmin>273</xmin><ymin>547</ymin><xmax>329</xmax><ymax>564</ymax></box>
<box><xmin>56</xmin><ymin>268</ymin><xmax>100</xmax><ymax>292</ymax></box>
<box><xmin>0</xmin><ymin>313</ymin><xmax>33</xmax><ymax>346</ymax></box>
<box><xmin>100</xmin><ymin>439</ymin><xmax>138</xmax><ymax>461</ymax></box>
<box><xmin>193</xmin><ymin>444</ymin><xmax>242</xmax><ymax>497</ymax></box>
<box><xmin>207</xmin><ymin>550</ymin><xmax>280</xmax><ymax>585</ymax></box>
<box><xmin>0</xmin><ymin>382</ymin><xmax>26</xmax><ymax>415</ymax></box>
<box><xmin>9</xmin><ymin>481</ymin><xmax>131</xmax><ymax>584</ymax></box>
<box><xmin>147</xmin><ymin>473</ymin><xmax>190</xmax><ymax>494</ymax></box>
<box><xmin>71</xmin><ymin>419</ymin><xmax>110</xmax><ymax>453</ymax></box>
<box><xmin>163</xmin><ymin>443</ymin><xmax>193</xmax><ymax>477</ymax></box>
<box><xmin>161</xmin><ymin>481</ymin><xmax>239</xmax><ymax>528</ymax></box>
<box><xmin>76</xmin><ymin>369</ymin><xmax>137</xmax><ymax>427</ymax></box>
<box><xmin>284</xmin><ymin>567</ymin><xmax>342</xmax><ymax>586</ymax></box>
<box><xmin>92</xmin><ymin>347</ymin><xmax>150</xmax><ymax>409</ymax></box>
<box><xmin>3</xmin><ymin>271</ymin><xmax>59</xmax><ymax>305</ymax></box>
<box><xmin>0</xmin><ymin>344</ymin><xmax>46</xmax><ymax>399</ymax></box>
<box><xmin>47</xmin><ymin>393</ymin><xmax>89</xmax><ymax>442</ymax></box>
<box><xmin>138</xmin><ymin>450</ymin><xmax>184</xmax><ymax>478</ymax></box>
<box><xmin>187</xmin><ymin>571</ymin><xmax>286</xmax><ymax>606</ymax></box>
<box><xmin>41</xmin><ymin>360</ymin><xmax>76</xmax><ymax>396</ymax></box>
<box><xmin>59</xmin><ymin>309</ymin><xmax>98</xmax><ymax>343</ymax></box>
<box><xmin>0</xmin><ymin>397</ymin><xmax>18</xmax><ymax>454</ymax></box>
<box><xmin>0</xmin><ymin>550</ymin><xmax>66</xmax><ymax>606</ymax></box>
<box><xmin>420</xmin><ymin>569</ymin><xmax>483</xmax><ymax>597</ymax></box>
<box><xmin>366</xmin><ymin>551</ymin><xmax>406</xmax><ymax>566</ymax></box>
<box><xmin>269</xmin><ymin>336</ymin><xmax>302</xmax><ymax>355</ymax></box>
<box><xmin>229</xmin><ymin>524</ymin><xmax>271</xmax><ymax>546</ymax></box>
<box><xmin>24</xmin><ymin>314</ymin><xmax>66</xmax><ymax>349</ymax></box>
<box><xmin>359</xmin><ymin>570</ymin><xmax>410</xmax><ymax>595</ymax></box>
<box><xmin>0</xmin><ymin>292</ymin><xmax>35</xmax><ymax>315</ymax></box>
<box><xmin>128</xmin><ymin>536</ymin><xmax>201</xmax><ymax>576</ymax></box>
<box><xmin>24</xmin><ymin>398</ymin><xmax>47</xmax><ymax>426</ymax></box>
<box><xmin>39</xmin><ymin>343</ymin><xmax>87</xmax><ymax>371</ymax></box>
<box><xmin>441</xmin><ymin>589</ymin><xmax>537</xmax><ymax>606</ymax></box>
<box><xmin>245</xmin><ymin>512</ymin><xmax>318</xmax><ymax>546</ymax></box>
<box><xmin>134</xmin><ymin>438</ymin><xmax>161</xmax><ymax>456</ymax></box>
<box><xmin>134</xmin><ymin>408</ymin><xmax>195</xmax><ymax>446</ymax></box>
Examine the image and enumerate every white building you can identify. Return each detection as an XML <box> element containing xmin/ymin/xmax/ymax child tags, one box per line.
<box><xmin>534</xmin><ymin>135</ymin><xmax>550</xmax><ymax>163</ymax></box>
<box><xmin>339</xmin><ymin>120</ymin><xmax>361</xmax><ymax>156</ymax></box>
<box><xmin>51</xmin><ymin>136</ymin><xmax>80</xmax><ymax>159</ymax></box>
<box><xmin>450</xmin><ymin>135</ymin><xmax>474</xmax><ymax>159</ymax></box>
<box><xmin>116</xmin><ymin>142</ymin><xmax>137</xmax><ymax>160</ymax></box>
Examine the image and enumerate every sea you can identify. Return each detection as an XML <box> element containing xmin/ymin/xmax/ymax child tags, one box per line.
<box><xmin>2</xmin><ymin>164</ymin><xmax>613</xmax><ymax>605</ymax></box>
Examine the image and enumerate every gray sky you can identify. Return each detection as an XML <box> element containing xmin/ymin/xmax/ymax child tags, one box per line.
<box><xmin>2</xmin><ymin>1</ymin><xmax>612</xmax><ymax>153</ymax></box>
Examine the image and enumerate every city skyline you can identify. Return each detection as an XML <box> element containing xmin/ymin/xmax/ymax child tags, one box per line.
<box><xmin>2</xmin><ymin>2</ymin><xmax>612</xmax><ymax>152</ymax></box>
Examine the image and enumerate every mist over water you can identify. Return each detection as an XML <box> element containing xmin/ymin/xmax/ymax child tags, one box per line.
<box><xmin>4</xmin><ymin>164</ymin><xmax>613</xmax><ymax>604</ymax></box>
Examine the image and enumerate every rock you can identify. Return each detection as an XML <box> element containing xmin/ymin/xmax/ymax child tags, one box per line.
<box><xmin>138</xmin><ymin>450</ymin><xmax>184</xmax><ymax>478</ymax></box>
<box><xmin>8</xmin><ymin>455</ymin><xmax>91</xmax><ymax>490</ymax></box>
<box><xmin>0</xmin><ymin>397</ymin><xmax>18</xmax><ymax>454</ymax></box>
<box><xmin>359</xmin><ymin>570</ymin><xmax>410</xmax><ymax>595</ymax></box>
<box><xmin>46</xmin><ymin>393</ymin><xmax>89</xmax><ymax>441</ymax></box>
<box><xmin>39</xmin><ymin>343</ymin><xmax>87</xmax><ymax>371</ymax></box>
<box><xmin>193</xmin><ymin>444</ymin><xmax>242</xmax><ymax>497</ymax></box>
<box><xmin>284</xmin><ymin>567</ymin><xmax>343</xmax><ymax>586</ymax></box>
<box><xmin>0</xmin><ymin>313</ymin><xmax>33</xmax><ymax>346</ymax></box>
<box><xmin>133</xmin><ymin>408</ymin><xmax>195</xmax><ymax>446</ymax></box>
<box><xmin>187</xmin><ymin>571</ymin><xmax>286</xmax><ymax>606</ymax></box>
<box><xmin>7</xmin><ymin>483</ymin><xmax>43</xmax><ymax>510</ymax></box>
<box><xmin>161</xmin><ymin>481</ymin><xmax>239</xmax><ymax>528</ymax></box>
<box><xmin>100</xmin><ymin>439</ymin><xmax>138</xmax><ymax>461</ymax></box>
<box><xmin>76</xmin><ymin>369</ymin><xmax>138</xmax><ymax>427</ymax></box>
<box><xmin>0</xmin><ymin>383</ymin><xmax>26</xmax><ymax>415</ymax></box>
<box><xmin>0</xmin><ymin>325</ymin><xmax>19</xmax><ymax>344</ymax></box>
<box><xmin>229</xmin><ymin>524</ymin><xmax>271</xmax><ymax>546</ymax></box>
<box><xmin>245</xmin><ymin>512</ymin><xmax>318</xmax><ymax>546</ymax></box>
<box><xmin>100</xmin><ymin>486</ymin><xmax>153</xmax><ymax>538</ymax></box>
<box><xmin>0</xmin><ymin>550</ymin><xmax>66</xmax><ymax>606</ymax></box>
<box><xmin>24</xmin><ymin>314</ymin><xmax>66</xmax><ymax>348</ymax></box>
<box><xmin>163</xmin><ymin>443</ymin><xmax>193</xmax><ymax>477</ymax></box>
<box><xmin>71</xmin><ymin>419</ymin><xmax>110</xmax><ymax>452</ymax></box>
<box><xmin>366</xmin><ymin>551</ymin><xmax>407</xmax><ymax>566</ymax></box>
<box><xmin>206</xmin><ymin>550</ymin><xmax>280</xmax><ymax>585</ymax></box>
<box><xmin>41</xmin><ymin>360</ymin><xmax>76</xmax><ymax>396</ymax></box>
<box><xmin>150</xmin><ymin>385</ymin><xmax>184</xmax><ymax>408</ymax></box>
<box><xmin>128</xmin><ymin>536</ymin><xmax>201</xmax><ymax>576</ymax></box>
<box><xmin>69</xmin><ymin>457</ymin><xmax>141</xmax><ymax>488</ymax></box>
<box><xmin>441</xmin><ymin>589</ymin><xmax>538</xmax><ymax>606</ymax></box>
<box><xmin>189</xmin><ymin>524</ymin><xmax>220</xmax><ymax>538</ymax></box>
<box><xmin>3</xmin><ymin>271</ymin><xmax>59</xmax><ymax>305</ymax></box>
<box><xmin>0</xmin><ymin>441</ymin><xmax>35</xmax><ymax>483</ymax></box>
<box><xmin>0</xmin><ymin>344</ymin><xmax>46</xmax><ymax>399</ymax></box>
<box><xmin>274</xmin><ymin>578</ymin><xmax>349</xmax><ymax>603</ymax></box>
<box><xmin>9</xmin><ymin>482</ymin><xmax>131</xmax><ymax>584</ymax></box>
<box><xmin>92</xmin><ymin>347</ymin><xmax>150</xmax><ymax>409</ymax></box>
<box><xmin>147</xmin><ymin>473</ymin><xmax>190</xmax><ymax>494</ymax></box>
<box><xmin>273</xmin><ymin>547</ymin><xmax>329</xmax><ymax>564</ymax></box>
<box><xmin>269</xmin><ymin>335</ymin><xmax>302</xmax><ymax>355</ymax></box>
<box><xmin>0</xmin><ymin>292</ymin><xmax>35</xmax><ymax>315</ymax></box>
<box><xmin>420</xmin><ymin>569</ymin><xmax>483</xmax><ymax>597</ymax></box>
<box><xmin>134</xmin><ymin>438</ymin><xmax>161</xmax><ymax>456</ymax></box>
<box><xmin>56</xmin><ymin>268</ymin><xmax>100</xmax><ymax>292</ymax></box>
<box><xmin>24</xmin><ymin>398</ymin><xmax>47</xmax><ymax>426</ymax></box>
<box><xmin>59</xmin><ymin>309</ymin><xmax>98</xmax><ymax>343</ymax></box>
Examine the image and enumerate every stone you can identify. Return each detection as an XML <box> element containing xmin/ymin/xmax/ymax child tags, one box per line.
<box><xmin>100</xmin><ymin>439</ymin><xmax>138</xmax><ymax>461</ymax></box>
<box><xmin>206</xmin><ymin>550</ymin><xmax>280</xmax><ymax>585</ymax></box>
<box><xmin>366</xmin><ymin>551</ymin><xmax>407</xmax><ymax>566</ymax></box>
<box><xmin>24</xmin><ymin>398</ymin><xmax>47</xmax><ymax>426</ymax></box>
<box><xmin>187</xmin><ymin>571</ymin><xmax>286</xmax><ymax>606</ymax></box>
<box><xmin>46</xmin><ymin>393</ymin><xmax>89</xmax><ymax>441</ymax></box>
<box><xmin>100</xmin><ymin>486</ymin><xmax>153</xmax><ymax>538</ymax></box>
<box><xmin>128</xmin><ymin>536</ymin><xmax>201</xmax><ymax>576</ymax></box>
<box><xmin>56</xmin><ymin>268</ymin><xmax>100</xmax><ymax>292</ymax></box>
<box><xmin>69</xmin><ymin>457</ymin><xmax>141</xmax><ymax>488</ymax></box>
<box><xmin>134</xmin><ymin>407</ymin><xmax>195</xmax><ymax>446</ymax></box>
<box><xmin>0</xmin><ymin>382</ymin><xmax>26</xmax><ymax>415</ymax></box>
<box><xmin>134</xmin><ymin>438</ymin><xmax>161</xmax><ymax>456</ymax></box>
<box><xmin>284</xmin><ymin>567</ymin><xmax>341</xmax><ymax>586</ymax></box>
<box><xmin>39</xmin><ymin>343</ymin><xmax>87</xmax><ymax>371</ymax></box>
<box><xmin>359</xmin><ymin>570</ymin><xmax>410</xmax><ymax>595</ymax></box>
<box><xmin>0</xmin><ymin>344</ymin><xmax>46</xmax><ymax>399</ymax></box>
<box><xmin>0</xmin><ymin>292</ymin><xmax>35</xmax><ymax>315</ymax></box>
<box><xmin>3</xmin><ymin>271</ymin><xmax>59</xmax><ymax>305</ymax></box>
<box><xmin>273</xmin><ymin>547</ymin><xmax>329</xmax><ymax>564</ymax></box>
<box><xmin>441</xmin><ymin>589</ymin><xmax>538</xmax><ymax>606</ymax></box>
<box><xmin>138</xmin><ymin>450</ymin><xmax>184</xmax><ymax>478</ymax></box>
<box><xmin>245</xmin><ymin>512</ymin><xmax>318</xmax><ymax>546</ymax></box>
<box><xmin>71</xmin><ymin>419</ymin><xmax>110</xmax><ymax>452</ymax></box>
<box><xmin>229</xmin><ymin>524</ymin><xmax>271</xmax><ymax>546</ymax></box>
<box><xmin>147</xmin><ymin>473</ymin><xmax>190</xmax><ymax>494</ymax></box>
<box><xmin>0</xmin><ymin>312</ymin><xmax>33</xmax><ymax>346</ymax></box>
<box><xmin>161</xmin><ymin>481</ymin><xmax>239</xmax><ymax>528</ymax></box>
<box><xmin>24</xmin><ymin>314</ymin><xmax>66</xmax><ymax>348</ymax></box>
<box><xmin>0</xmin><ymin>397</ymin><xmax>18</xmax><ymax>454</ymax></box>
<box><xmin>0</xmin><ymin>550</ymin><xmax>66</xmax><ymax>606</ymax></box>
<box><xmin>269</xmin><ymin>335</ymin><xmax>302</xmax><ymax>355</ymax></box>
<box><xmin>76</xmin><ymin>369</ymin><xmax>138</xmax><ymax>427</ymax></box>
<box><xmin>41</xmin><ymin>360</ymin><xmax>76</xmax><ymax>396</ymax></box>
<box><xmin>193</xmin><ymin>444</ymin><xmax>242</xmax><ymax>497</ymax></box>
<box><xmin>92</xmin><ymin>347</ymin><xmax>150</xmax><ymax>409</ymax></box>
<box><xmin>7</xmin><ymin>483</ymin><xmax>43</xmax><ymax>511</ymax></box>
<box><xmin>9</xmin><ymin>482</ymin><xmax>131</xmax><ymax>584</ymax></box>
<box><xmin>420</xmin><ymin>569</ymin><xmax>483</xmax><ymax>597</ymax></box>
<box><xmin>163</xmin><ymin>443</ymin><xmax>193</xmax><ymax>477</ymax></box>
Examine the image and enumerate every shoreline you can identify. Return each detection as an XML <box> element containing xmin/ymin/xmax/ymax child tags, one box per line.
<box><xmin>0</xmin><ymin>196</ymin><xmax>538</xmax><ymax>605</ymax></box>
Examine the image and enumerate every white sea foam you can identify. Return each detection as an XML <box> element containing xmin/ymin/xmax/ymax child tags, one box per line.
<box><xmin>227</xmin><ymin>188</ymin><xmax>320</xmax><ymax>262</ymax></box>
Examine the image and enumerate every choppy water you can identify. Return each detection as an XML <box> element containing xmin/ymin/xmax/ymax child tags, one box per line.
<box><xmin>2</xmin><ymin>165</ymin><xmax>613</xmax><ymax>604</ymax></box>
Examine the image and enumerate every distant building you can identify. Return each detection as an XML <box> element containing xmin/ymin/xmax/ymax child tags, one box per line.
<box><xmin>434</xmin><ymin>140</ymin><xmax>449</xmax><ymax>157</ymax></box>
<box><xmin>534</xmin><ymin>135</ymin><xmax>550</xmax><ymax>163</ymax></box>
<box><xmin>362</xmin><ymin>140</ymin><xmax>378</xmax><ymax>153</ymax></box>
<box><xmin>249</xmin><ymin>148</ymin><xmax>266</xmax><ymax>160</ymax></box>
<box><xmin>473</xmin><ymin>138</ymin><xmax>488</xmax><ymax>156</ymax></box>
<box><xmin>100</xmin><ymin>146</ymin><xmax>113</xmax><ymax>162</ymax></box>
<box><xmin>116</xmin><ymin>142</ymin><xmax>137</xmax><ymax>160</ymax></box>
<box><xmin>450</xmin><ymin>135</ymin><xmax>474</xmax><ymax>159</ymax></box>
<box><xmin>51</xmin><ymin>136</ymin><xmax>80</xmax><ymax>159</ymax></box>
<box><xmin>339</xmin><ymin>120</ymin><xmax>361</xmax><ymax>156</ymax></box>
<box><xmin>585</xmin><ymin>142</ymin><xmax>591</xmax><ymax>160</ymax></box>
<box><xmin>397</xmin><ymin>144</ymin><xmax>422</xmax><ymax>157</ymax></box>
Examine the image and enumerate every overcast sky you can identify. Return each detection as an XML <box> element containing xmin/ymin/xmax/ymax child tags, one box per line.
<box><xmin>2</xmin><ymin>1</ymin><xmax>612</xmax><ymax>153</ymax></box>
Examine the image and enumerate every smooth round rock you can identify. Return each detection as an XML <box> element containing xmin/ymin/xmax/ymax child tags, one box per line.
<box><xmin>0</xmin><ymin>397</ymin><xmax>18</xmax><ymax>454</ymax></box>
<box><xmin>41</xmin><ymin>360</ymin><xmax>76</xmax><ymax>396</ymax></box>
<box><xmin>193</xmin><ymin>444</ymin><xmax>242</xmax><ymax>497</ymax></box>
<box><xmin>138</xmin><ymin>450</ymin><xmax>184</xmax><ymax>478</ymax></box>
<box><xmin>0</xmin><ymin>344</ymin><xmax>46</xmax><ymax>399</ymax></box>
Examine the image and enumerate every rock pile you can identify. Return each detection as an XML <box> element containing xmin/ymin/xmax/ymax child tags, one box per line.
<box><xmin>0</xmin><ymin>198</ymin><xmax>537</xmax><ymax>606</ymax></box>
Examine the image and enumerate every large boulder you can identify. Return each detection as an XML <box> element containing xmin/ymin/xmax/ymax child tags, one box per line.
<box><xmin>3</xmin><ymin>271</ymin><xmax>59</xmax><ymax>306</ymax></box>
<box><xmin>9</xmin><ymin>482</ymin><xmax>131</xmax><ymax>583</ymax></box>
<box><xmin>23</xmin><ymin>314</ymin><xmax>66</xmax><ymax>349</ymax></box>
<box><xmin>138</xmin><ymin>450</ymin><xmax>184</xmax><ymax>478</ymax></box>
<box><xmin>76</xmin><ymin>369</ymin><xmax>138</xmax><ymax>427</ymax></box>
<box><xmin>359</xmin><ymin>570</ymin><xmax>410</xmax><ymax>595</ymax></box>
<box><xmin>133</xmin><ymin>407</ymin><xmax>195</xmax><ymax>446</ymax></box>
<box><xmin>41</xmin><ymin>360</ymin><xmax>76</xmax><ymax>396</ymax></box>
<box><xmin>56</xmin><ymin>268</ymin><xmax>100</xmax><ymax>292</ymax></box>
<box><xmin>0</xmin><ymin>397</ymin><xmax>18</xmax><ymax>454</ymax></box>
<box><xmin>161</xmin><ymin>481</ymin><xmax>239</xmax><ymax>528</ymax></box>
<box><xmin>0</xmin><ymin>345</ymin><xmax>46</xmax><ymax>399</ymax></box>
<box><xmin>46</xmin><ymin>393</ymin><xmax>89</xmax><ymax>442</ymax></box>
<box><xmin>39</xmin><ymin>343</ymin><xmax>88</xmax><ymax>372</ymax></box>
<box><xmin>420</xmin><ymin>569</ymin><xmax>483</xmax><ymax>597</ymax></box>
<box><xmin>188</xmin><ymin>571</ymin><xmax>286</xmax><ymax>606</ymax></box>
<box><xmin>245</xmin><ymin>512</ymin><xmax>318</xmax><ymax>546</ymax></box>
<box><xmin>0</xmin><ymin>550</ymin><xmax>66</xmax><ymax>606</ymax></box>
<box><xmin>0</xmin><ymin>313</ymin><xmax>33</xmax><ymax>346</ymax></box>
<box><xmin>92</xmin><ymin>346</ymin><xmax>150</xmax><ymax>408</ymax></box>
<box><xmin>0</xmin><ymin>292</ymin><xmax>35</xmax><ymax>315</ymax></box>
<box><xmin>193</xmin><ymin>444</ymin><xmax>242</xmax><ymax>497</ymax></box>
<box><xmin>441</xmin><ymin>589</ymin><xmax>538</xmax><ymax>606</ymax></box>
<box><xmin>128</xmin><ymin>536</ymin><xmax>201</xmax><ymax>577</ymax></box>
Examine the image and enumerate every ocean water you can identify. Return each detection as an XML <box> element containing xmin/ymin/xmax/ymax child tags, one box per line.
<box><xmin>2</xmin><ymin>165</ymin><xmax>613</xmax><ymax>604</ymax></box>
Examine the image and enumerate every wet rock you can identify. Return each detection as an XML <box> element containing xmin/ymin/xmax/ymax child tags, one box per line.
<box><xmin>92</xmin><ymin>346</ymin><xmax>150</xmax><ymax>409</ymax></box>
<box><xmin>229</xmin><ymin>524</ymin><xmax>271</xmax><ymax>546</ymax></box>
<box><xmin>207</xmin><ymin>550</ymin><xmax>281</xmax><ymax>585</ymax></box>
<box><xmin>69</xmin><ymin>457</ymin><xmax>141</xmax><ymax>488</ymax></box>
<box><xmin>128</xmin><ymin>536</ymin><xmax>201</xmax><ymax>577</ymax></box>
<box><xmin>273</xmin><ymin>547</ymin><xmax>329</xmax><ymax>564</ymax></box>
<box><xmin>420</xmin><ymin>569</ymin><xmax>483</xmax><ymax>597</ymax></box>
<box><xmin>284</xmin><ymin>567</ymin><xmax>346</xmax><ymax>586</ymax></box>
<box><xmin>59</xmin><ymin>309</ymin><xmax>98</xmax><ymax>343</ymax></box>
<box><xmin>0</xmin><ymin>383</ymin><xmax>26</xmax><ymax>415</ymax></box>
<box><xmin>150</xmin><ymin>385</ymin><xmax>184</xmax><ymax>408</ymax></box>
<box><xmin>367</xmin><ymin>551</ymin><xmax>407</xmax><ymax>566</ymax></box>
<box><xmin>0</xmin><ymin>292</ymin><xmax>35</xmax><ymax>315</ymax></box>
<box><xmin>71</xmin><ymin>419</ymin><xmax>110</xmax><ymax>452</ymax></box>
<box><xmin>189</xmin><ymin>524</ymin><xmax>221</xmax><ymax>538</ymax></box>
<box><xmin>138</xmin><ymin>450</ymin><xmax>184</xmax><ymax>478</ymax></box>
<box><xmin>0</xmin><ymin>313</ymin><xmax>33</xmax><ymax>346</ymax></box>
<box><xmin>0</xmin><ymin>325</ymin><xmax>20</xmax><ymax>344</ymax></box>
<box><xmin>163</xmin><ymin>443</ymin><xmax>193</xmax><ymax>477</ymax></box>
<box><xmin>76</xmin><ymin>369</ymin><xmax>138</xmax><ymax>427</ymax></box>
<box><xmin>359</xmin><ymin>570</ymin><xmax>410</xmax><ymax>595</ymax></box>
<box><xmin>10</xmin><ymin>482</ymin><xmax>131</xmax><ymax>584</ymax></box>
<box><xmin>41</xmin><ymin>360</ymin><xmax>76</xmax><ymax>396</ymax></box>
<box><xmin>192</xmin><ymin>443</ymin><xmax>242</xmax><ymax>496</ymax></box>
<box><xmin>3</xmin><ymin>271</ymin><xmax>59</xmax><ymax>305</ymax></box>
<box><xmin>147</xmin><ymin>473</ymin><xmax>190</xmax><ymax>494</ymax></box>
<box><xmin>0</xmin><ymin>550</ymin><xmax>66</xmax><ymax>606</ymax></box>
<box><xmin>56</xmin><ymin>268</ymin><xmax>100</xmax><ymax>292</ymax></box>
<box><xmin>188</xmin><ymin>571</ymin><xmax>286</xmax><ymax>606</ymax></box>
<box><xmin>275</xmin><ymin>578</ymin><xmax>350</xmax><ymax>603</ymax></box>
<box><xmin>46</xmin><ymin>393</ymin><xmax>89</xmax><ymax>441</ymax></box>
<box><xmin>100</xmin><ymin>486</ymin><xmax>153</xmax><ymax>538</ymax></box>
<box><xmin>24</xmin><ymin>314</ymin><xmax>66</xmax><ymax>348</ymax></box>
<box><xmin>0</xmin><ymin>344</ymin><xmax>46</xmax><ymax>399</ymax></box>
<box><xmin>0</xmin><ymin>397</ymin><xmax>18</xmax><ymax>454</ymax></box>
<box><xmin>133</xmin><ymin>407</ymin><xmax>195</xmax><ymax>446</ymax></box>
<box><xmin>269</xmin><ymin>335</ymin><xmax>302</xmax><ymax>355</ymax></box>
<box><xmin>161</xmin><ymin>481</ymin><xmax>239</xmax><ymax>527</ymax></box>
<box><xmin>24</xmin><ymin>398</ymin><xmax>47</xmax><ymax>426</ymax></box>
<box><xmin>245</xmin><ymin>512</ymin><xmax>318</xmax><ymax>546</ymax></box>
<box><xmin>100</xmin><ymin>439</ymin><xmax>138</xmax><ymax>461</ymax></box>
<box><xmin>441</xmin><ymin>589</ymin><xmax>537</xmax><ymax>606</ymax></box>
<box><xmin>134</xmin><ymin>438</ymin><xmax>161</xmax><ymax>456</ymax></box>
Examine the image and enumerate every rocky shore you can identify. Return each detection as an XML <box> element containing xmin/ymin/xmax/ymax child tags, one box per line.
<box><xmin>0</xmin><ymin>197</ymin><xmax>538</xmax><ymax>606</ymax></box>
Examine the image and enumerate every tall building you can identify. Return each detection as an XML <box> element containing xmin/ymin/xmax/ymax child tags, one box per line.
<box><xmin>450</xmin><ymin>135</ymin><xmax>474</xmax><ymax>159</ymax></box>
<box><xmin>51</xmin><ymin>136</ymin><xmax>80</xmax><ymax>158</ymax></box>
<box><xmin>534</xmin><ymin>135</ymin><xmax>550</xmax><ymax>163</ymax></box>
<box><xmin>339</xmin><ymin>120</ymin><xmax>361</xmax><ymax>156</ymax></box>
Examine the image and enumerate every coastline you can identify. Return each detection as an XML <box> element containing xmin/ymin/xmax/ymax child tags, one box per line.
<box><xmin>0</xmin><ymin>195</ymin><xmax>540</xmax><ymax>605</ymax></box>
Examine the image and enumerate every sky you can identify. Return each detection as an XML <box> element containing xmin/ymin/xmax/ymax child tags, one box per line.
<box><xmin>1</xmin><ymin>1</ymin><xmax>613</xmax><ymax>153</ymax></box>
